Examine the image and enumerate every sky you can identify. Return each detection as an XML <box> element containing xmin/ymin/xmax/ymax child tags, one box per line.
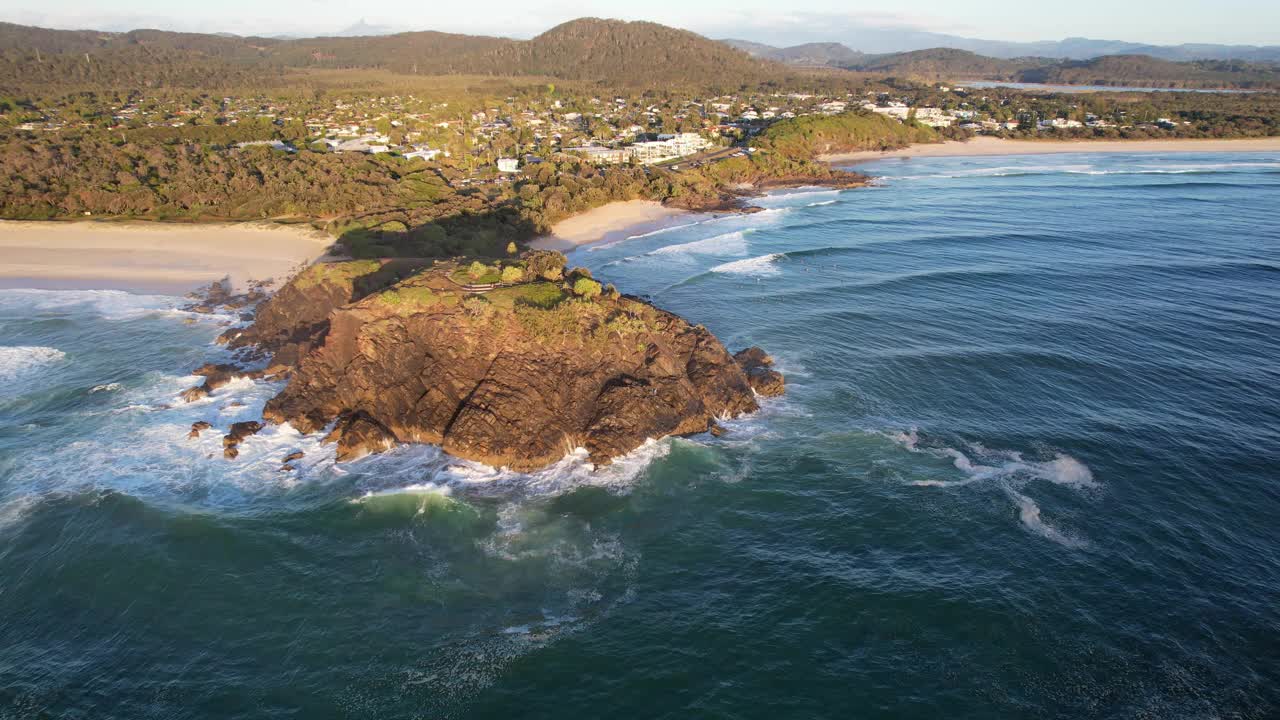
<box><xmin>2</xmin><ymin>0</ymin><xmax>1277</xmax><ymax>47</ymax></box>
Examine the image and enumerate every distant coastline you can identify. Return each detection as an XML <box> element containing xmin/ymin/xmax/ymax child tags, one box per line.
<box><xmin>819</xmin><ymin>136</ymin><xmax>1280</xmax><ymax>164</ymax></box>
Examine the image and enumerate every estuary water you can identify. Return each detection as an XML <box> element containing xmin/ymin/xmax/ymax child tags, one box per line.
<box><xmin>2</xmin><ymin>152</ymin><xmax>1278</xmax><ymax>718</ymax></box>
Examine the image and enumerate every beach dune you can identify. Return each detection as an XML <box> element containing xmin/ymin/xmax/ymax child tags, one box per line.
<box><xmin>0</xmin><ymin>221</ymin><xmax>335</xmax><ymax>295</ymax></box>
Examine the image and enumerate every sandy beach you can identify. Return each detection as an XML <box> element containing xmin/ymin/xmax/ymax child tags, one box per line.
<box><xmin>0</xmin><ymin>221</ymin><xmax>335</xmax><ymax>295</ymax></box>
<box><xmin>820</xmin><ymin>136</ymin><xmax>1280</xmax><ymax>165</ymax></box>
<box><xmin>530</xmin><ymin>200</ymin><xmax>689</xmax><ymax>251</ymax></box>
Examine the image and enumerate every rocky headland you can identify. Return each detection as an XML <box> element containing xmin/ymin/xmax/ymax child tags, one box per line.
<box><xmin>195</xmin><ymin>251</ymin><xmax>783</xmax><ymax>470</ymax></box>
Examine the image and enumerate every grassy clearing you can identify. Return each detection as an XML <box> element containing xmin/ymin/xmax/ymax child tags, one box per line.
<box><xmin>293</xmin><ymin>259</ymin><xmax>383</xmax><ymax>289</ymax></box>
<box><xmin>486</xmin><ymin>281</ymin><xmax>566</xmax><ymax>310</ymax></box>
<box><xmin>377</xmin><ymin>285</ymin><xmax>441</xmax><ymax>310</ymax></box>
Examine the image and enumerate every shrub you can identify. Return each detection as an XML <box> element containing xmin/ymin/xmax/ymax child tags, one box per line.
<box><xmin>523</xmin><ymin>250</ymin><xmax>567</xmax><ymax>281</ymax></box>
<box><xmin>467</xmin><ymin>261</ymin><xmax>490</xmax><ymax>280</ymax></box>
<box><xmin>487</xmin><ymin>281</ymin><xmax>565</xmax><ymax>310</ymax></box>
<box><xmin>293</xmin><ymin>260</ymin><xmax>382</xmax><ymax>289</ymax></box>
<box><xmin>377</xmin><ymin>285</ymin><xmax>437</xmax><ymax>309</ymax></box>
<box><xmin>573</xmin><ymin>278</ymin><xmax>602</xmax><ymax>300</ymax></box>
<box><xmin>462</xmin><ymin>295</ymin><xmax>494</xmax><ymax>318</ymax></box>
<box><xmin>500</xmin><ymin>265</ymin><xmax>524</xmax><ymax>283</ymax></box>
<box><xmin>506</xmin><ymin>242</ymin><xmax>518</xmax><ymax>255</ymax></box>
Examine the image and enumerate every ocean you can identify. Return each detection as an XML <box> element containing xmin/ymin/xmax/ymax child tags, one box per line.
<box><xmin>1</xmin><ymin>151</ymin><xmax>1278</xmax><ymax>718</ymax></box>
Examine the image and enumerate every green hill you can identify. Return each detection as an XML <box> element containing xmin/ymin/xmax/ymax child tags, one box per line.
<box><xmin>1021</xmin><ymin>55</ymin><xmax>1280</xmax><ymax>89</ymax></box>
<box><xmin>844</xmin><ymin>48</ymin><xmax>1040</xmax><ymax>80</ymax></box>
<box><xmin>0</xmin><ymin>18</ymin><xmax>786</xmax><ymax>91</ymax></box>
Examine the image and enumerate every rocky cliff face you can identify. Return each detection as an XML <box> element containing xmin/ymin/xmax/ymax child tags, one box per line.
<box><xmin>212</xmin><ymin>257</ymin><xmax>782</xmax><ymax>471</ymax></box>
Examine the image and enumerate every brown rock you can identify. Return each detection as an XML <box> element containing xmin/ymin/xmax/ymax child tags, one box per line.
<box><xmin>323</xmin><ymin>412</ymin><xmax>396</xmax><ymax>462</ymax></box>
<box><xmin>188</xmin><ymin>421</ymin><xmax>213</xmax><ymax>439</ymax></box>
<box><xmin>182</xmin><ymin>364</ymin><xmax>265</xmax><ymax>401</ymax></box>
<box><xmin>282</xmin><ymin>450</ymin><xmax>305</xmax><ymax>463</ymax></box>
<box><xmin>222</xmin><ymin>421</ymin><xmax>263</xmax><ymax>452</ymax></box>
<box><xmin>252</xmin><ymin>263</ymin><xmax>773</xmax><ymax>470</ymax></box>
<box><xmin>220</xmin><ymin>259</ymin><xmax>414</xmax><ymax>368</ymax></box>
<box><xmin>192</xmin><ymin>363</ymin><xmax>236</xmax><ymax>377</ymax></box>
<box><xmin>734</xmin><ymin>346</ymin><xmax>786</xmax><ymax>397</ymax></box>
<box><xmin>197</xmin><ymin>260</ymin><xmax>784</xmax><ymax>471</ymax></box>
<box><xmin>223</xmin><ymin>446</ymin><xmax>239</xmax><ymax>460</ymax></box>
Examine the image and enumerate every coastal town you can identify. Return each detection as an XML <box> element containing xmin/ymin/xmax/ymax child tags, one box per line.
<box><xmin>0</xmin><ymin>79</ymin><xmax>1239</xmax><ymax>184</ymax></box>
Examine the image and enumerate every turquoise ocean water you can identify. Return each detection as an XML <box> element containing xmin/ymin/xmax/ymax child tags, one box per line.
<box><xmin>1</xmin><ymin>151</ymin><xmax>1278</xmax><ymax>718</ymax></box>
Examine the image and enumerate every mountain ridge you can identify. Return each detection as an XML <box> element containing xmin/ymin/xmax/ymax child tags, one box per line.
<box><xmin>0</xmin><ymin>18</ymin><xmax>787</xmax><ymax>89</ymax></box>
<box><xmin>721</xmin><ymin>32</ymin><xmax>1280</xmax><ymax>63</ymax></box>
<box><xmin>2</xmin><ymin>19</ymin><xmax>1277</xmax><ymax>92</ymax></box>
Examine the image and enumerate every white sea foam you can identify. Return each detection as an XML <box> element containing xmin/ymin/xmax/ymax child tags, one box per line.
<box><xmin>585</xmin><ymin>220</ymin><xmax>709</xmax><ymax>251</ymax></box>
<box><xmin>0</xmin><ymin>345</ymin><xmax>67</xmax><ymax>381</ymax></box>
<box><xmin>753</xmin><ymin>188</ymin><xmax>841</xmax><ymax>209</ymax></box>
<box><xmin>0</xmin><ymin>493</ymin><xmax>42</xmax><ymax>532</ymax></box>
<box><xmin>710</xmin><ymin>254</ymin><xmax>782</xmax><ymax>276</ymax></box>
<box><xmin>337</xmin><ymin>436</ymin><xmax>677</xmax><ymax>504</ymax></box>
<box><xmin>1010</xmin><ymin>490</ymin><xmax>1087</xmax><ymax>548</ymax></box>
<box><xmin>0</xmin><ymin>288</ymin><xmax>177</xmax><ymax>319</ymax></box>
<box><xmin>649</xmin><ymin>231</ymin><xmax>749</xmax><ymax>257</ymax></box>
<box><xmin>0</xmin><ymin>289</ymin><xmax>240</xmax><ymax>327</ymax></box>
<box><xmin>889</xmin><ymin>428</ymin><xmax>1096</xmax><ymax>547</ymax></box>
<box><xmin>1031</xmin><ymin>454</ymin><xmax>1096</xmax><ymax>488</ymax></box>
<box><xmin>89</xmin><ymin>382</ymin><xmax>122</xmax><ymax>393</ymax></box>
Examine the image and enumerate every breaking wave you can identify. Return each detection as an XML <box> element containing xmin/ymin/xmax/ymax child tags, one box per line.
<box><xmin>0</xmin><ymin>345</ymin><xmax>67</xmax><ymax>381</ymax></box>
<box><xmin>710</xmin><ymin>254</ymin><xmax>783</xmax><ymax>276</ymax></box>
<box><xmin>649</xmin><ymin>230</ymin><xmax>749</xmax><ymax>257</ymax></box>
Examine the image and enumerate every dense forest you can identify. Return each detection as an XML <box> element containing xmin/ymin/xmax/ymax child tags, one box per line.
<box><xmin>0</xmin><ymin>19</ymin><xmax>797</xmax><ymax>93</ymax></box>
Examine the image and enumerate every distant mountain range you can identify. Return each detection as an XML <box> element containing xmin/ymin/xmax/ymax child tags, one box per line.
<box><xmin>719</xmin><ymin>41</ymin><xmax>1280</xmax><ymax>89</ymax></box>
<box><xmin>234</xmin><ymin>19</ymin><xmax>1280</xmax><ymax>62</ymax></box>
<box><xmin>0</xmin><ymin>18</ymin><xmax>787</xmax><ymax>90</ymax></box>
<box><xmin>721</xmin><ymin>33</ymin><xmax>1280</xmax><ymax>63</ymax></box>
<box><xmin>1</xmin><ymin>17</ymin><xmax>1276</xmax><ymax>93</ymax></box>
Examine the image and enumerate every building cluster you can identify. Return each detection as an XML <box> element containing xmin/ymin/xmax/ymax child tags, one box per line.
<box><xmin>3</xmin><ymin>81</ymin><xmax>1204</xmax><ymax>177</ymax></box>
<box><xmin>565</xmin><ymin>133</ymin><xmax>713</xmax><ymax>165</ymax></box>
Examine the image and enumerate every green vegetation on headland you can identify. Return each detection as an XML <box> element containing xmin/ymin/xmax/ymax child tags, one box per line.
<box><xmin>755</xmin><ymin>112</ymin><xmax>937</xmax><ymax>157</ymax></box>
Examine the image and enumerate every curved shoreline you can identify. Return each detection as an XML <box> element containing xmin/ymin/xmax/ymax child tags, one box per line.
<box><xmin>819</xmin><ymin>136</ymin><xmax>1280</xmax><ymax>165</ymax></box>
<box><xmin>6</xmin><ymin>136</ymin><xmax>1278</xmax><ymax>292</ymax></box>
<box><xmin>528</xmin><ymin>200</ymin><xmax>692</xmax><ymax>251</ymax></box>
<box><xmin>0</xmin><ymin>220</ymin><xmax>335</xmax><ymax>295</ymax></box>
